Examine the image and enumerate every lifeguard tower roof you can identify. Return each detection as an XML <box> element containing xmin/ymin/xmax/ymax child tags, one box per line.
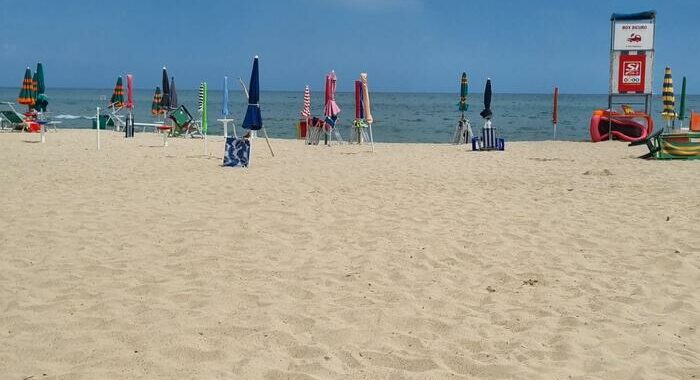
<box><xmin>610</xmin><ymin>11</ymin><xmax>656</xmax><ymax>21</ymax></box>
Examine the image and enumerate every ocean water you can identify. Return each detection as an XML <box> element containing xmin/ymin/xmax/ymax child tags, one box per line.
<box><xmin>1</xmin><ymin>87</ymin><xmax>698</xmax><ymax>142</ymax></box>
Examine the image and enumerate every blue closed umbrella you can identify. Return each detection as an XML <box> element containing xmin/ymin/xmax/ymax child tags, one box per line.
<box><xmin>479</xmin><ymin>78</ymin><xmax>493</xmax><ymax>120</ymax></box>
<box><xmin>169</xmin><ymin>76</ymin><xmax>178</xmax><ymax>110</ymax></box>
<box><xmin>222</xmin><ymin>76</ymin><xmax>230</xmax><ymax>117</ymax></box>
<box><xmin>242</xmin><ymin>56</ymin><xmax>262</xmax><ymax>131</ymax></box>
<box><xmin>161</xmin><ymin>67</ymin><xmax>170</xmax><ymax>110</ymax></box>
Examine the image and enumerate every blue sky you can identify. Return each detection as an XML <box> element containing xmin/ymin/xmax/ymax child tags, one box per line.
<box><xmin>0</xmin><ymin>0</ymin><xmax>698</xmax><ymax>93</ymax></box>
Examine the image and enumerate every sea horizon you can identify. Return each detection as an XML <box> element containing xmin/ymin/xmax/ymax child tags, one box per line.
<box><xmin>2</xmin><ymin>87</ymin><xmax>698</xmax><ymax>143</ymax></box>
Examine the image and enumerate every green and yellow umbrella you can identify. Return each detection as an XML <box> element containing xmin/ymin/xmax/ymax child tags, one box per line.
<box><xmin>110</xmin><ymin>76</ymin><xmax>124</xmax><ymax>108</ymax></box>
<box><xmin>17</xmin><ymin>67</ymin><xmax>35</xmax><ymax>109</ymax></box>
<box><xmin>661</xmin><ymin>66</ymin><xmax>676</xmax><ymax>122</ymax></box>
<box><xmin>151</xmin><ymin>86</ymin><xmax>164</xmax><ymax>116</ymax></box>
<box><xmin>35</xmin><ymin>63</ymin><xmax>48</xmax><ymax>112</ymax></box>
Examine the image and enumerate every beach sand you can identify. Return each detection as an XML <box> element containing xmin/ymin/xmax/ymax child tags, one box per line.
<box><xmin>0</xmin><ymin>130</ymin><xmax>698</xmax><ymax>379</ymax></box>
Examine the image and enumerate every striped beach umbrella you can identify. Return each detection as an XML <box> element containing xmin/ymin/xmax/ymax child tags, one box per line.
<box><xmin>480</xmin><ymin>78</ymin><xmax>493</xmax><ymax>120</ymax></box>
<box><xmin>301</xmin><ymin>85</ymin><xmax>311</xmax><ymax>119</ymax></box>
<box><xmin>161</xmin><ymin>67</ymin><xmax>170</xmax><ymax>110</ymax></box>
<box><xmin>151</xmin><ymin>86</ymin><xmax>163</xmax><ymax>116</ymax></box>
<box><xmin>242</xmin><ymin>56</ymin><xmax>262</xmax><ymax>131</ymax></box>
<box><xmin>31</xmin><ymin>71</ymin><xmax>39</xmax><ymax>107</ymax></box>
<box><xmin>222</xmin><ymin>76</ymin><xmax>230</xmax><ymax>117</ymax></box>
<box><xmin>324</xmin><ymin>70</ymin><xmax>341</xmax><ymax>118</ymax></box>
<box><xmin>110</xmin><ymin>76</ymin><xmax>125</xmax><ymax>108</ymax></box>
<box><xmin>17</xmin><ymin>67</ymin><xmax>34</xmax><ymax>108</ymax></box>
<box><xmin>198</xmin><ymin>82</ymin><xmax>208</xmax><ymax>134</ymax></box>
<box><xmin>459</xmin><ymin>72</ymin><xmax>468</xmax><ymax>113</ymax></box>
<box><xmin>678</xmin><ymin>76</ymin><xmax>687</xmax><ymax>124</ymax></box>
<box><xmin>661</xmin><ymin>67</ymin><xmax>676</xmax><ymax>122</ymax></box>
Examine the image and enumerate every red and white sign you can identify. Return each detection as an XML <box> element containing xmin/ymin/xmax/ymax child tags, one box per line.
<box><xmin>618</xmin><ymin>54</ymin><xmax>646</xmax><ymax>93</ymax></box>
<box><xmin>613</xmin><ymin>21</ymin><xmax>654</xmax><ymax>50</ymax></box>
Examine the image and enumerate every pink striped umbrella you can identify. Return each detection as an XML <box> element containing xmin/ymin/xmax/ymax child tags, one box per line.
<box><xmin>324</xmin><ymin>70</ymin><xmax>341</xmax><ymax>117</ymax></box>
<box><xmin>301</xmin><ymin>85</ymin><xmax>310</xmax><ymax>118</ymax></box>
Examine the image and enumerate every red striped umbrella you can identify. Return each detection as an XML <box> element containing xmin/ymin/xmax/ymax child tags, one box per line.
<box><xmin>301</xmin><ymin>85</ymin><xmax>310</xmax><ymax>118</ymax></box>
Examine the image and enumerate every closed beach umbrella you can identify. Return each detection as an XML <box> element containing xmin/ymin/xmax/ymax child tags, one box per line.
<box><xmin>661</xmin><ymin>67</ymin><xmax>676</xmax><ymax>122</ymax></box>
<box><xmin>126</xmin><ymin>74</ymin><xmax>134</xmax><ymax>110</ymax></box>
<box><xmin>30</xmin><ymin>71</ymin><xmax>39</xmax><ymax>107</ymax></box>
<box><xmin>354</xmin><ymin>80</ymin><xmax>364</xmax><ymax>119</ymax></box>
<box><xmin>222</xmin><ymin>76</ymin><xmax>230</xmax><ymax>117</ymax></box>
<box><xmin>361</xmin><ymin>73</ymin><xmax>374</xmax><ymax>151</ymax></box>
<box><xmin>459</xmin><ymin>72</ymin><xmax>468</xmax><ymax>112</ymax></box>
<box><xmin>479</xmin><ymin>78</ymin><xmax>493</xmax><ymax>120</ymax></box>
<box><xmin>35</xmin><ymin>63</ymin><xmax>48</xmax><ymax>112</ymax></box>
<box><xmin>151</xmin><ymin>86</ymin><xmax>163</xmax><ymax>116</ymax></box>
<box><xmin>552</xmin><ymin>87</ymin><xmax>559</xmax><ymax>139</ymax></box>
<box><xmin>110</xmin><ymin>76</ymin><xmax>124</xmax><ymax>108</ymax></box>
<box><xmin>198</xmin><ymin>82</ymin><xmax>208</xmax><ymax>134</ymax></box>
<box><xmin>301</xmin><ymin>85</ymin><xmax>311</xmax><ymax>119</ymax></box>
<box><xmin>242</xmin><ymin>56</ymin><xmax>262</xmax><ymax>130</ymax></box>
<box><xmin>678</xmin><ymin>76</ymin><xmax>687</xmax><ymax>123</ymax></box>
<box><xmin>35</xmin><ymin>63</ymin><xmax>46</xmax><ymax>95</ymax></box>
<box><xmin>161</xmin><ymin>67</ymin><xmax>170</xmax><ymax>110</ymax></box>
<box><xmin>17</xmin><ymin>67</ymin><xmax>34</xmax><ymax>108</ymax></box>
<box><xmin>324</xmin><ymin>70</ymin><xmax>341</xmax><ymax>117</ymax></box>
<box><xmin>360</xmin><ymin>73</ymin><xmax>373</xmax><ymax>124</ymax></box>
<box><xmin>169</xmin><ymin>76</ymin><xmax>178</xmax><ymax>110</ymax></box>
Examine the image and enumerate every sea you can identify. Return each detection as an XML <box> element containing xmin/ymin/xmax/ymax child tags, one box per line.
<box><xmin>1</xmin><ymin>87</ymin><xmax>697</xmax><ymax>143</ymax></box>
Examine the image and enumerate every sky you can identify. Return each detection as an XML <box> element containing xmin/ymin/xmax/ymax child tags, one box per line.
<box><xmin>1</xmin><ymin>0</ymin><xmax>699</xmax><ymax>94</ymax></box>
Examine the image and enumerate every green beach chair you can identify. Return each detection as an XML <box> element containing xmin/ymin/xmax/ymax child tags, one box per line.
<box><xmin>0</xmin><ymin>102</ymin><xmax>26</xmax><ymax>131</ymax></box>
<box><xmin>168</xmin><ymin>105</ymin><xmax>201</xmax><ymax>138</ymax></box>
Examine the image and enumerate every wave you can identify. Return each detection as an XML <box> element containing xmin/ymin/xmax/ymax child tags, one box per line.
<box><xmin>54</xmin><ymin>114</ymin><xmax>91</xmax><ymax>120</ymax></box>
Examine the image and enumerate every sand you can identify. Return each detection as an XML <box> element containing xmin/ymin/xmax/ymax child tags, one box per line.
<box><xmin>0</xmin><ymin>130</ymin><xmax>698</xmax><ymax>379</ymax></box>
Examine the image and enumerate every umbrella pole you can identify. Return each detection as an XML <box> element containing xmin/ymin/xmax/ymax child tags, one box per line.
<box><xmin>553</xmin><ymin>122</ymin><xmax>557</xmax><ymax>140</ymax></box>
<box><xmin>368</xmin><ymin>122</ymin><xmax>375</xmax><ymax>152</ymax></box>
<box><xmin>96</xmin><ymin>107</ymin><xmax>101</xmax><ymax>150</ymax></box>
<box><xmin>261</xmin><ymin>127</ymin><xmax>275</xmax><ymax>157</ymax></box>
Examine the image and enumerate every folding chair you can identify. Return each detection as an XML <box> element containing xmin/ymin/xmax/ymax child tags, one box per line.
<box><xmin>168</xmin><ymin>105</ymin><xmax>200</xmax><ymax>138</ymax></box>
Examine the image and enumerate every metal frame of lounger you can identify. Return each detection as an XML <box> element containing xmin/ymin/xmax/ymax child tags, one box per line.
<box><xmin>0</xmin><ymin>102</ymin><xmax>26</xmax><ymax>131</ymax></box>
<box><xmin>106</xmin><ymin>106</ymin><xmax>126</xmax><ymax>132</ymax></box>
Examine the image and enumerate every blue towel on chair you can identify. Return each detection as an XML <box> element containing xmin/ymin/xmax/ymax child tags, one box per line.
<box><xmin>223</xmin><ymin>137</ymin><xmax>251</xmax><ymax>167</ymax></box>
<box><xmin>324</xmin><ymin>116</ymin><xmax>337</xmax><ymax>129</ymax></box>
